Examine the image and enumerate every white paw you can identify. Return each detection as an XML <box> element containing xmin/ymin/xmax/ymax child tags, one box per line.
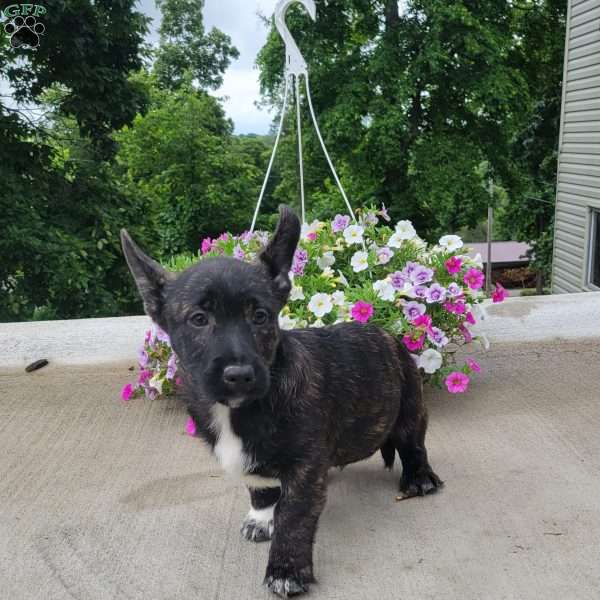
<box><xmin>241</xmin><ymin>505</ymin><xmax>275</xmax><ymax>542</ymax></box>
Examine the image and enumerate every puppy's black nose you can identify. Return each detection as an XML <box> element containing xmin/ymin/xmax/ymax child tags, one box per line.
<box><xmin>222</xmin><ymin>365</ymin><xmax>256</xmax><ymax>393</ymax></box>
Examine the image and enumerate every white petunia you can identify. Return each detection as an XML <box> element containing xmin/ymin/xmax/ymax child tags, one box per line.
<box><xmin>373</xmin><ymin>279</ymin><xmax>396</xmax><ymax>301</ymax></box>
<box><xmin>290</xmin><ymin>285</ymin><xmax>305</xmax><ymax>301</ymax></box>
<box><xmin>301</xmin><ymin>220</ymin><xmax>321</xmax><ymax>240</ymax></box>
<box><xmin>350</xmin><ymin>251</ymin><xmax>369</xmax><ymax>272</ymax></box>
<box><xmin>332</xmin><ymin>291</ymin><xmax>347</xmax><ymax>306</ymax></box>
<box><xmin>307</xmin><ymin>293</ymin><xmax>333</xmax><ymax>318</ymax></box>
<box><xmin>278</xmin><ymin>314</ymin><xmax>297</xmax><ymax>330</ymax></box>
<box><xmin>418</xmin><ymin>349</ymin><xmax>443</xmax><ymax>374</ymax></box>
<box><xmin>471</xmin><ymin>252</ymin><xmax>484</xmax><ymax>269</ymax></box>
<box><xmin>337</xmin><ymin>270</ymin><xmax>349</xmax><ymax>287</ymax></box>
<box><xmin>343</xmin><ymin>224</ymin><xmax>365</xmax><ymax>245</ymax></box>
<box><xmin>387</xmin><ymin>231</ymin><xmax>404</xmax><ymax>248</ymax></box>
<box><xmin>317</xmin><ymin>251</ymin><xmax>336</xmax><ymax>270</ymax></box>
<box><xmin>439</xmin><ymin>234</ymin><xmax>464</xmax><ymax>252</ymax></box>
<box><xmin>310</xmin><ymin>318</ymin><xmax>326</xmax><ymax>328</ymax></box>
<box><xmin>472</xmin><ymin>303</ymin><xmax>487</xmax><ymax>321</ymax></box>
<box><xmin>149</xmin><ymin>374</ymin><xmax>164</xmax><ymax>394</ymax></box>
<box><xmin>395</xmin><ymin>220</ymin><xmax>417</xmax><ymax>240</ymax></box>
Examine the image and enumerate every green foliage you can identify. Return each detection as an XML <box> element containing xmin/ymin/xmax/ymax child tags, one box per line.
<box><xmin>496</xmin><ymin>0</ymin><xmax>565</xmax><ymax>283</ymax></box>
<box><xmin>0</xmin><ymin>1</ymin><xmax>151</xmax><ymax>321</ymax></box>
<box><xmin>257</xmin><ymin>0</ymin><xmax>530</xmax><ymax>237</ymax></box>
<box><xmin>114</xmin><ymin>75</ymin><xmax>269</xmax><ymax>255</ymax></box>
<box><xmin>0</xmin><ymin>0</ymin><xmax>566</xmax><ymax>321</ymax></box>
<box><xmin>153</xmin><ymin>0</ymin><xmax>239</xmax><ymax>91</ymax></box>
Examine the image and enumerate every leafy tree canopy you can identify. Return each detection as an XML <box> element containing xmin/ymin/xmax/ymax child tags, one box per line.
<box><xmin>153</xmin><ymin>0</ymin><xmax>239</xmax><ymax>91</ymax></box>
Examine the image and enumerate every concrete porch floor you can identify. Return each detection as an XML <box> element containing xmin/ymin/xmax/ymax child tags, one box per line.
<box><xmin>1</xmin><ymin>339</ymin><xmax>599</xmax><ymax>600</ymax></box>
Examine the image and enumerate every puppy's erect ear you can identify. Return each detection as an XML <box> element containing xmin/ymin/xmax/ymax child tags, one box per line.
<box><xmin>260</xmin><ymin>205</ymin><xmax>301</xmax><ymax>298</ymax></box>
<box><xmin>120</xmin><ymin>229</ymin><xmax>173</xmax><ymax>326</ymax></box>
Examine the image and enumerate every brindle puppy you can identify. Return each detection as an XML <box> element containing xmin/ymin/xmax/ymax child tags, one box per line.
<box><xmin>121</xmin><ymin>206</ymin><xmax>443</xmax><ymax>597</ymax></box>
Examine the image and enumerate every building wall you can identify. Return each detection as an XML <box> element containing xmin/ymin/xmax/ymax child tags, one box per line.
<box><xmin>552</xmin><ymin>0</ymin><xmax>600</xmax><ymax>293</ymax></box>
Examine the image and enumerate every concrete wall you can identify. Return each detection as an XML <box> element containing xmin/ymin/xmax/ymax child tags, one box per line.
<box><xmin>2</xmin><ymin>294</ymin><xmax>600</xmax><ymax>371</ymax></box>
<box><xmin>552</xmin><ymin>0</ymin><xmax>600</xmax><ymax>293</ymax></box>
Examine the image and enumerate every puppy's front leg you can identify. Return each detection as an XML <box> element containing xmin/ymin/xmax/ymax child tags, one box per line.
<box><xmin>264</xmin><ymin>466</ymin><xmax>327</xmax><ymax>597</ymax></box>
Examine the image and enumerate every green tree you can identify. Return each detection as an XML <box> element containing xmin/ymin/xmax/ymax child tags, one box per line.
<box><xmin>114</xmin><ymin>75</ymin><xmax>269</xmax><ymax>255</ymax></box>
<box><xmin>153</xmin><ymin>0</ymin><xmax>239</xmax><ymax>91</ymax></box>
<box><xmin>498</xmin><ymin>0</ymin><xmax>566</xmax><ymax>286</ymax></box>
<box><xmin>0</xmin><ymin>1</ymin><xmax>151</xmax><ymax>321</ymax></box>
<box><xmin>257</xmin><ymin>0</ymin><xmax>529</xmax><ymax>238</ymax></box>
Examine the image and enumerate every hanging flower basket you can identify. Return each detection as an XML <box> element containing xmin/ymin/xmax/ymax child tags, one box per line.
<box><xmin>121</xmin><ymin>205</ymin><xmax>507</xmax><ymax>403</ymax></box>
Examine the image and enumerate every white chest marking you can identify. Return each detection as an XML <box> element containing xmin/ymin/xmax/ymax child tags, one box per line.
<box><xmin>210</xmin><ymin>404</ymin><xmax>281</xmax><ymax>488</ymax></box>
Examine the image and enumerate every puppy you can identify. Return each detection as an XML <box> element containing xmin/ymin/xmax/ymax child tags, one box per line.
<box><xmin>121</xmin><ymin>206</ymin><xmax>442</xmax><ymax>597</ymax></box>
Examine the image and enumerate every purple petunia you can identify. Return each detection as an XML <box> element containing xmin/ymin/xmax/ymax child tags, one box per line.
<box><xmin>447</xmin><ymin>282</ymin><xmax>463</xmax><ymax>297</ymax></box>
<box><xmin>403</xmin><ymin>301</ymin><xmax>426</xmax><ymax>321</ymax></box>
<box><xmin>409</xmin><ymin>285</ymin><xmax>428</xmax><ymax>299</ymax></box>
<box><xmin>410</xmin><ymin>265</ymin><xmax>434</xmax><ymax>285</ymax></box>
<box><xmin>390</xmin><ymin>271</ymin><xmax>408</xmax><ymax>290</ymax></box>
<box><xmin>376</xmin><ymin>247</ymin><xmax>394</xmax><ymax>265</ymax></box>
<box><xmin>166</xmin><ymin>354</ymin><xmax>177</xmax><ymax>380</ymax></box>
<box><xmin>233</xmin><ymin>244</ymin><xmax>245</xmax><ymax>260</ymax></box>
<box><xmin>292</xmin><ymin>249</ymin><xmax>309</xmax><ymax>276</ymax></box>
<box><xmin>332</xmin><ymin>214</ymin><xmax>351</xmax><ymax>233</ymax></box>
<box><xmin>138</xmin><ymin>348</ymin><xmax>149</xmax><ymax>368</ymax></box>
<box><xmin>426</xmin><ymin>283</ymin><xmax>446</xmax><ymax>304</ymax></box>
<box><xmin>428</xmin><ymin>326</ymin><xmax>449</xmax><ymax>348</ymax></box>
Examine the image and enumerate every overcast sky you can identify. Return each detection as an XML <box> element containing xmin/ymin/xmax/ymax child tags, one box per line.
<box><xmin>139</xmin><ymin>0</ymin><xmax>280</xmax><ymax>135</ymax></box>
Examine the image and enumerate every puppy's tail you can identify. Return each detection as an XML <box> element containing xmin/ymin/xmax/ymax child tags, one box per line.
<box><xmin>380</xmin><ymin>439</ymin><xmax>396</xmax><ymax>470</ymax></box>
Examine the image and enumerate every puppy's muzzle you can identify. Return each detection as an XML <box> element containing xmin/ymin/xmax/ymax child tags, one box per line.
<box><xmin>222</xmin><ymin>364</ymin><xmax>256</xmax><ymax>395</ymax></box>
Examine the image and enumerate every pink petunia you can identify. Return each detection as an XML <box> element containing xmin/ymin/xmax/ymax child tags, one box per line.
<box><xmin>412</xmin><ymin>314</ymin><xmax>432</xmax><ymax>330</ymax></box>
<box><xmin>465</xmin><ymin>311</ymin><xmax>476</xmax><ymax>325</ymax></box>
<box><xmin>306</xmin><ymin>231</ymin><xmax>317</xmax><ymax>241</ymax></box>
<box><xmin>186</xmin><ymin>417</ymin><xmax>197</xmax><ymax>437</ymax></box>
<box><xmin>379</xmin><ymin>203</ymin><xmax>391</xmax><ymax>222</ymax></box>
<box><xmin>445</xmin><ymin>371</ymin><xmax>470</xmax><ymax>394</ymax></box>
<box><xmin>138</xmin><ymin>369</ymin><xmax>152</xmax><ymax>385</ymax></box>
<box><xmin>464</xmin><ymin>268</ymin><xmax>485</xmax><ymax>290</ymax></box>
<box><xmin>175</xmin><ymin>376</ymin><xmax>183</xmax><ymax>387</ymax></box>
<box><xmin>121</xmin><ymin>383</ymin><xmax>134</xmax><ymax>402</ymax></box>
<box><xmin>459</xmin><ymin>324</ymin><xmax>473</xmax><ymax>343</ymax></box>
<box><xmin>445</xmin><ymin>256</ymin><xmax>463</xmax><ymax>275</ymax></box>
<box><xmin>201</xmin><ymin>237</ymin><xmax>213</xmax><ymax>255</ymax></box>
<box><xmin>492</xmin><ymin>282</ymin><xmax>508</xmax><ymax>303</ymax></box>
<box><xmin>351</xmin><ymin>301</ymin><xmax>374</xmax><ymax>323</ymax></box>
<box><xmin>403</xmin><ymin>333</ymin><xmax>426</xmax><ymax>352</ymax></box>
<box><xmin>444</xmin><ymin>301</ymin><xmax>466</xmax><ymax>315</ymax></box>
<box><xmin>466</xmin><ymin>358</ymin><xmax>481</xmax><ymax>373</ymax></box>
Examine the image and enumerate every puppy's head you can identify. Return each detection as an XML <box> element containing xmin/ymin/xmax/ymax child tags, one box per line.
<box><xmin>121</xmin><ymin>206</ymin><xmax>301</xmax><ymax>408</ymax></box>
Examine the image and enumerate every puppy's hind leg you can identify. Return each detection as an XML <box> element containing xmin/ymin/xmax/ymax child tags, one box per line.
<box><xmin>393</xmin><ymin>357</ymin><xmax>443</xmax><ymax>498</ymax></box>
<box><xmin>241</xmin><ymin>486</ymin><xmax>281</xmax><ymax>542</ymax></box>
<box><xmin>380</xmin><ymin>438</ymin><xmax>396</xmax><ymax>470</ymax></box>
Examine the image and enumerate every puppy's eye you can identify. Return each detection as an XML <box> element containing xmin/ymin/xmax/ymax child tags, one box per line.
<box><xmin>189</xmin><ymin>311</ymin><xmax>208</xmax><ymax>327</ymax></box>
<box><xmin>253</xmin><ymin>308</ymin><xmax>269</xmax><ymax>325</ymax></box>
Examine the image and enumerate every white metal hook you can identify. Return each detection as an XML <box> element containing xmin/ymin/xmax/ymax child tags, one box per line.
<box><xmin>274</xmin><ymin>0</ymin><xmax>316</xmax><ymax>77</ymax></box>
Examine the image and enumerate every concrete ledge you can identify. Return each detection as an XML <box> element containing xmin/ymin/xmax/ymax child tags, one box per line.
<box><xmin>1</xmin><ymin>292</ymin><xmax>599</xmax><ymax>370</ymax></box>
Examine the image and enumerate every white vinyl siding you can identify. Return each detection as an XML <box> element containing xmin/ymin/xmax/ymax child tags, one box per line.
<box><xmin>552</xmin><ymin>0</ymin><xmax>600</xmax><ymax>293</ymax></box>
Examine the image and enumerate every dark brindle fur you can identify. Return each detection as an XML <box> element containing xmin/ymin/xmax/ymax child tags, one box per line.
<box><xmin>121</xmin><ymin>206</ymin><xmax>443</xmax><ymax>597</ymax></box>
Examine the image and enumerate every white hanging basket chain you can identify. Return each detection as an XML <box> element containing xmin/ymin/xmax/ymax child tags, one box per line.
<box><xmin>250</xmin><ymin>0</ymin><xmax>358</xmax><ymax>232</ymax></box>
